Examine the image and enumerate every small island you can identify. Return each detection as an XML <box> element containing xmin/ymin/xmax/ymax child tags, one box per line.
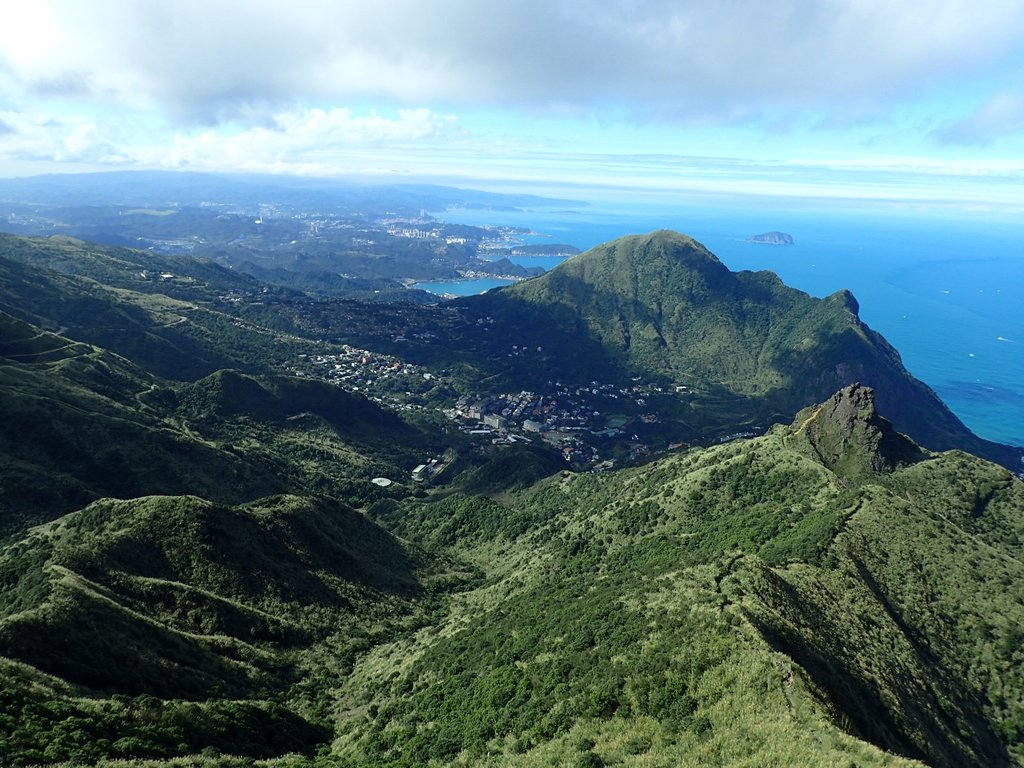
<box><xmin>748</xmin><ymin>231</ymin><xmax>794</xmax><ymax>245</ymax></box>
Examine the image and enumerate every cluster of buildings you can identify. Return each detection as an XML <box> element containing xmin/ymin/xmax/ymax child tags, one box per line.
<box><xmin>288</xmin><ymin>346</ymin><xmax>432</xmax><ymax>411</ymax></box>
<box><xmin>445</xmin><ymin>384</ymin><xmax>661</xmax><ymax>467</ymax></box>
<box><xmin>387</xmin><ymin>226</ymin><xmax>439</xmax><ymax>240</ymax></box>
<box><xmin>285</xmin><ymin>323</ymin><xmax>683</xmax><ymax>469</ymax></box>
<box><xmin>283</xmin><ymin>328</ymin><xmax>695</xmax><ymax>473</ymax></box>
<box><xmin>286</xmin><ymin>335</ymin><xmax>759</xmax><ymax>477</ymax></box>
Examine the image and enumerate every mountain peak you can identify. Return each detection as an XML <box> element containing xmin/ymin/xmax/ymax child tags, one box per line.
<box><xmin>509</xmin><ymin>229</ymin><xmax>736</xmax><ymax>314</ymax></box>
<box><xmin>793</xmin><ymin>383</ymin><xmax>923</xmax><ymax>477</ymax></box>
<box><xmin>828</xmin><ymin>287</ymin><xmax>861</xmax><ymax>316</ymax></box>
<box><xmin>556</xmin><ymin>229</ymin><xmax>726</xmax><ymax>271</ymax></box>
<box><xmin>611</xmin><ymin>229</ymin><xmax>726</xmax><ymax>266</ymax></box>
<box><xmin>464</xmin><ymin>231</ymin><xmax>1021</xmax><ymax>469</ymax></box>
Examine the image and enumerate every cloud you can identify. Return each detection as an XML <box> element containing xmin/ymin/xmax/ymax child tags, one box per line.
<box><xmin>134</xmin><ymin>107</ymin><xmax>460</xmax><ymax>172</ymax></box>
<box><xmin>4</xmin><ymin>0</ymin><xmax>1024</xmax><ymax>194</ymax></box>
<box><xmin>933</xmin><ymin>91</ymin><xmax>1024</xmax><ymax>145</ymax></box>
<box><xmin>3</xmin><ymin>0</ymin><xmax>1024</xmax><ymax>126</ymax></box>
<box><xmin>0</xmin><ymin>103</ymin><xmax>458</xmax><ymax>172</ymax></box>
<box><xmin>0</xmin><ymin>111</ymin><xmax>128</xmax><ymax>164</ymax></box>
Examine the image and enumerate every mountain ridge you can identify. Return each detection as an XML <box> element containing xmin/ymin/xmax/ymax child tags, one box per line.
<box><xmin>352</xmin><ymin>386</ymin><xmax>1023</xmax><ymax>767</ymax></box>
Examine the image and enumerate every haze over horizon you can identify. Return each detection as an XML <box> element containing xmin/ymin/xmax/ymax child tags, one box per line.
<box><xmin>1</xmin><ymin>1</ymin><xmax>1024</xmax><ymax>211</ymax></box>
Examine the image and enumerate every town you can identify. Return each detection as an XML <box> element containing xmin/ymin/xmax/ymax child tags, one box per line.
<box><xmin>284</xmin><ymin>338</ymin><xmax>755</xmax><ymax>479</ymax></box>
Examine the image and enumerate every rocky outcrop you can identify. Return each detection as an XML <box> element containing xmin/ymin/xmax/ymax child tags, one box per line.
<box><xmin>794</xmin><ymin>384</ymin><xmax>924</xmax><ymax>477</ymax></box>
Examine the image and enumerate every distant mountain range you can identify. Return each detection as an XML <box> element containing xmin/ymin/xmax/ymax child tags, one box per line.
<box><xmin>0</xmin><ymin>225</ymin><xmax>1022</xmax><ymax>766</ymax></box>
<box><xmin>0</xmin><ymin>171</ymin><xmax>588</xmax><ymax>304</ymax></box>
<box><xmin>0</xmin><ymin>170</ymin><xmax>587</xmax><ymax>212</ymax></box>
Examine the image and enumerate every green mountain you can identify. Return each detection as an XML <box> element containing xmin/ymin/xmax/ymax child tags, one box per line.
<box><xmin>6</xmin><ymin>365</ymin><xmax>1018</xmax><ymax>766</ymax></box>
<box><xmin>1</xmin><ymin>227</ymin><xmax>1024</xmax><ymax>767</ymax></box>
<box><xmin>2</xmin><ymin>229</ymin><xmax>1017</xmax><ymax>469</ymax></box>
<box><xmin>464</xmin><ymin>230</ymin><xmax>1020</xmax><ymax>468</ymax></box>
<box><xmin>0</xmin><ymin>233</ymin><xmax>317</xmax><ymax>380</ymax></box>
<box><xmin>0</xmin><ymin>493</ymin><xmax>464</xmax><ymax>764</ymax></box>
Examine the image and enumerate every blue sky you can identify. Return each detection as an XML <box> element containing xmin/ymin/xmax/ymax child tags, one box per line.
<box><xmin>2</xmin><ymin>0</ymin><xmax>1024</xmax><ymax>208</ymax></box>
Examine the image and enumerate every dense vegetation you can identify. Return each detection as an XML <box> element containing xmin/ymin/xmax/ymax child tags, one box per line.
<box><xmin>1</xmin><ymin>227</ymin><xmax>1023</xmax><ymax>766</ymax></box>
<box><xmin>6</xmin><ymin>373</ymin><xmax>1019</xmax><ymax>766</ymax></box>
<box><xmin>337</xmin><ymin>387</ymin><xmax>1023</xmax><ymax>767</ymax></box>
<box><xmin>0</xmin><ymin>235</ymin><xmax>321</xmax><ymax>380</ymax></box>
<box><xmin>0</xmin><ymin>493</ymin><xmax>460</xmax><ymax>765</ymax></box>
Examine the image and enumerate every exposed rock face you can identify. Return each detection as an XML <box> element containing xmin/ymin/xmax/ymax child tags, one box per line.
<box><xmin>795</xmin><ymin>383</ymin><xmax>924</xmax><ymax>477</ymax></box>
<box><xmin>748</xmin><ymin>231</ymin><xmax>794</xmax><ymax>245</ymax></box>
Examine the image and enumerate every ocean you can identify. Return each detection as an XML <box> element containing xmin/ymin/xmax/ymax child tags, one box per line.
<box><xmin>435</xmin><ymin>199</ymin><xmax>1024</xmax><ymax>448</ymax></box>
<box><xmin>414</xmin><ymin>277</ymin><xmax>515</xmax><ymax>295</ymax></box>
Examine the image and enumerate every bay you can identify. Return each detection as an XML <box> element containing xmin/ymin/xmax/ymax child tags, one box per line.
<box><xmin>414</xmin><ymin>277</ymin><xmax>515</xmax><ymax>296</ymax></box>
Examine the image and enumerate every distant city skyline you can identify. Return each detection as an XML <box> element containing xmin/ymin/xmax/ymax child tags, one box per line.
<box><xmin>2</xmin><ymin>1</ymin><xmax>1024</xmax><ymax>210</ymax></box>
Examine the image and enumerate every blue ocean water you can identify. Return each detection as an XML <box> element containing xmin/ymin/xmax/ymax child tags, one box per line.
<box><xmin>415</xmin><ymin>277</ymin><xmax>515</xmax><ymax>296</ymax></box>
<box><xmin>437</xmin><ymin>202</ymin><xmax>1024</xmax><ymax>447</ymax></box>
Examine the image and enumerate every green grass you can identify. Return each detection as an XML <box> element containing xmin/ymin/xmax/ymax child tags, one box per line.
<box><xmin>464</xmin><ymin>231</ymin><xmax>1021</xmax><ymax>468</ymax></box>
<box><xmin>0</xmin><ymin>313</ymin><xmax>439</xmax><ymax>534</ymax></box>
<box><xmin>0</xmin><ymin>493</ymin><xmax>467</xmax><ymax>764</ymax></box>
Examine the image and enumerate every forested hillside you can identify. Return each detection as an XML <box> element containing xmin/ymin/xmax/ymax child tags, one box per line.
<box><xmin>0</xmin><ymin>230</ymin><xmax>1022</xmax><ymax>767</ymax></box>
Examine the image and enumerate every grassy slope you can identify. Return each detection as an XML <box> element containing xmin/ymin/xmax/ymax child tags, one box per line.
<box><xmin>0</xmin><ymin>312</ymin><xmax>434</xmax><ymax>534</ymax></box>
<box><xmin>0</xmin><ymin>232</ymin><xmax>258</xmax><ymax>301</ymax></box>
<box><xmin>0</xmin><ymin>312</ymin><xmax>275</xmax><ymax>532</ymax></box>
<box><xmin>0</xmin><ymin>493</ymin><xmax>467</xmax><ymax>765</ymax></box>
<box><xmin>3</xmin><ymin>228</ymin><xmax>1017</xmax><ymax>469</ymax></box>
<box><xmin>1</xmin><ymin>229</ymin><xmax>1022</xmax><ymax>766</ymax></box>
<box><xmin>0</xmin><ymin>234</ymin><xmax>315</xmax><ymax>380</ymax></box>
<box><xmin>329</xmin><ymin>388</ymin><xmax>1023</xmax><ymax>768</ymax></box>
<box><xmin>1</xmin><ymin>372</ymin><xmax>1021</xmax><ymax>766</ymax></box>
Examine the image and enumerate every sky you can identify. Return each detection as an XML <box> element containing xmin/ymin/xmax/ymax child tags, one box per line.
<box><xmin>2</xmin><ymin>0</ymin><xmax>1024</xmax><ymax>208</ymax></box>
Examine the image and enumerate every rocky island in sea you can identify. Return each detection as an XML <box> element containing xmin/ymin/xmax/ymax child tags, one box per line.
<box><xmin>748</xmin><ymin>230</ymin><xmax>794</xmax><ymax>245</ymax></box>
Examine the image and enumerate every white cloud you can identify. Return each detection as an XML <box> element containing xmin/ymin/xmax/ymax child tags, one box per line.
<box><xmin>2</xmin><ymin>0</ymin><xmax>1024</xmax><ymax>198</ymax></box>
<box><xmin>61</xmin><ymin>122</ymin><xmax>99</xmax><ymax>157</ymax></box>
<box><xmin>0</xmin><ymin>110</ymin><xmax>120</xmax><ymax>164</ymax></box>
<box><xmin>135</xmin><ymin>107</ymin><xmax>459</xmax><ymax>172</ymax></box>
<box><xmin>3</xmin><ymin>0</ymin><xmax>1023</xmax><ymax>126</ymax></box>
<box><xmin>0</xmin><ymin>102</ymin><xmax>459</xmax><ymax>172</ymax></box>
